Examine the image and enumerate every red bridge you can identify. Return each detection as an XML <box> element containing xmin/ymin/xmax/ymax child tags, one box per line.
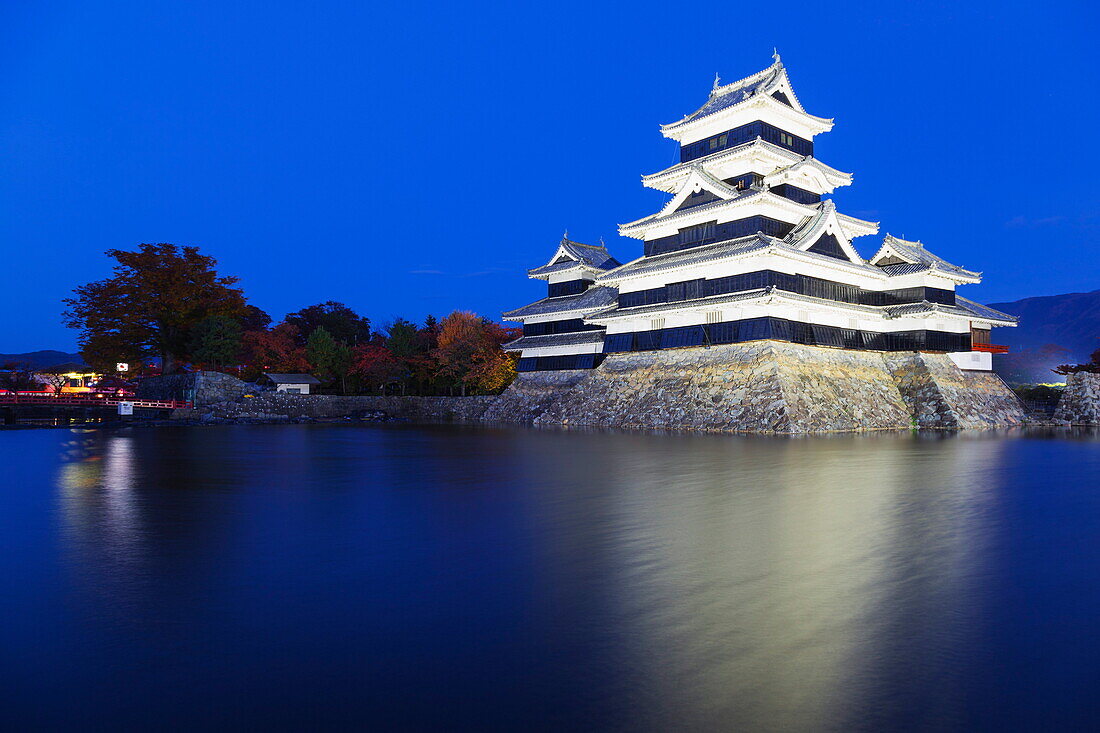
<box><xmin>0</xmin><ymin>393</ymin><xmax>192</xmax><ymax>409</ymax></box>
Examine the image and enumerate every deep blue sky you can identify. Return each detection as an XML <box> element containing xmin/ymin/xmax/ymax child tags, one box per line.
<box><xmin>1</xmin><ymin>1</ymin><xmax>1097</xmax><ymax>352</ymax></box>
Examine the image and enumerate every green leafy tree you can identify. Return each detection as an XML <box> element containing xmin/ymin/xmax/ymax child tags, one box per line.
<box><xmin>62</xmin><ymin>243</ymin><xmax>248</xmax><ymax>373</ymax></box>
<box><xmin>189</xmin><ymin>315</ymin><xmax>243</xmax><ymax>371</ymax></box>
<box><xmin>385</xmin><ymin>318</ymin><xmax>432</xmax><ymax>394</ymax></box>
<box><xmin>306</xmin><ymin>326</ymin><xmax>353</xmax><ymax>393</ymax></box>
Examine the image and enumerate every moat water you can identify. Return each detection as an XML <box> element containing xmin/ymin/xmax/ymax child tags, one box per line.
<box><xmin>2</xmin><ymin>424</ymin><xmax>1099</xmax><ymax>731</ymax></box>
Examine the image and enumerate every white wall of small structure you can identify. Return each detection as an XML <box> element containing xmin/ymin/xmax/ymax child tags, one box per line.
<box><xmin>275</xmin><ymin>383</ymin><xmax>312</xmax><ymax>394</ymax></box>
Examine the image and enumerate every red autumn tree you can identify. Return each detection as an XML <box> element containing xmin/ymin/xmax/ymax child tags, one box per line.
<box><xmin>242</xmin><ymin>323</ymin><xmax>310</xmax><ymax>375</ymax></box>
<box><xmin>352</xmin><ymin>336</ymin><xmax>403</xmax><ymax>394</ymax></box>
<box><xmin>433</xmin><ymin>311</ymin><xmax>520</xmax><ymax>395</ymax></box>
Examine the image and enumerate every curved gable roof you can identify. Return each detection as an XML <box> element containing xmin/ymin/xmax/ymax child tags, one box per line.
<box><xmin>528</xmin><ymin>237</ymin><xmax>621</xmax><ymax>277</ymax></box>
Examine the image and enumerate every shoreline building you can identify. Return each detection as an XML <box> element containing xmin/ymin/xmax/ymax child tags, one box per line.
<box><xmin>504</xmin><ymin>54</ymin><xmax>1015</xmax><ymax>374</ymax></box>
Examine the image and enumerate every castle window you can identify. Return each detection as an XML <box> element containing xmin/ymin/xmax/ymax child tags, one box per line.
<box><xmin>678</xmin><ymin>221</ymin><xmax>716</xmax><ymax>246</ymax></box>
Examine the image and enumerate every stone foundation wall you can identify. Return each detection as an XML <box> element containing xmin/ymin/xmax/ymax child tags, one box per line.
<box><xmin>179</xmin><ymin>393</ymin><xmax>497</xmax><ymax>422</ymax></box>
<box><xmin>1053</xmin><ymin>373</ymin><xmax>1100</xmax><ymax>425</ymax></box>
<box><xmin>882</xmin><ymin>353</ymin><xmax>1024</xmax><ymax>429</ymax></box>
<box><xmin>481</xmin><ymin>370</ymin><xmax>590</xmax><ymax>424</ymax></box>
<box><xmin>491</xmin><ymin>342</ymin><xmax>1024</xmax><ymax>433</ymax></box>
<box><xmin>496</xmin><ymin>342</ymin><xmax>914</xmax><ymax>432</ymax></box>
<box><xmin>137</xmin><ymin>371</ymin><xmax>250</xmax><ymax>405</ymax></box>
<box><xmin>163</xmin><ymin>342</ymin><xmax>1027</xmax><ymax>432</ymax></box>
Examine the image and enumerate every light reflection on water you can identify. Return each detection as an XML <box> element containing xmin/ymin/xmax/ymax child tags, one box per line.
<box><xmin>4</xmin><ymin>425</ymin><xmax>1098</xmax><ymax>730</ymax></box>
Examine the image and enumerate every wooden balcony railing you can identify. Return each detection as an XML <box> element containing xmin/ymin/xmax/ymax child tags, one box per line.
<box><xmin>972</xmin><ymin>343</ymin><xmax>1009</xmax><ymax>354</ymax></box>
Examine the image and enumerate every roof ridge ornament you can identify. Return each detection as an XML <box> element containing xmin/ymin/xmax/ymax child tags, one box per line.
<box><xmin>712</xmin><ymin>72</ymin><xmax>721</xmax><ymax>93</ymax></box>
<box><xmin>772</xmin><ymin>48</ymin><xmax>782</xmax><ymax>66</ymax></box>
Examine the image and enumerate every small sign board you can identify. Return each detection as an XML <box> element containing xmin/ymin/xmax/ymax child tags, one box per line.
<box><xmin>116</xmin><ymin>362</ymin><xmax>129</xmax><ymax>372</ymax></box>
<box><xmin>117</xmin><ymin>402</ymin><xmax>134</xmax><ymax>416</ymax></box>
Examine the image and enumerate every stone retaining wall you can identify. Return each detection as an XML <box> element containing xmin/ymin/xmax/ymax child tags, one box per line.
<box><xmin>181</xmin><ymin>392</ymin><xmax>496</xmax><ymax>423</ymax></box>
<box><xmin>491</xmin><ymin>342</ymin><xmax>915</xmax><ymax>432</ymax></box>
<box><xmin>164</xmin><ymin>342</ymin><xmax>1027</xmax><ymax>432</ymax></box>
<box><xmin>138</xmin><ymin>371</ymin><xmax>250</xmax><ymax>405</ymax></box>
<box><xmin>492</xmin><ymin>343</ymin><xmax>1022</xmax><ymax>433</ymax></box>
<box><xmin>883</xmin><ymin>353</ymin><xmax>1024</xmax><ymax>429</ymax></box>
<box><xmin>1053</xmin><ymin>373</ymin><xmax>1100</xmax><ymax>425</ymax></box>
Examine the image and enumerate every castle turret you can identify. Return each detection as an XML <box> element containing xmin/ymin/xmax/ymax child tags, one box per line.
<box><xmin>502</xmin><ymin>236</ymin><xmax>619</xmax><ymax>372</ymax></box>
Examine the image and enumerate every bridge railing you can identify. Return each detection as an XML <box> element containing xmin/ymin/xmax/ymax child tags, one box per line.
<box><xmin>0</xmin><ymin>393</ymin><xmax>192</xmax><ymax>409</ymax></box>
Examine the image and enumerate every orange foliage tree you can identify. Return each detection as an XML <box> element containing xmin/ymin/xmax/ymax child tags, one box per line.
<box><xmin>433</xmin><ymin>311</ymin><xmax>520</xmax><ymax>395</ymax></box>
<box><xmin>241</xmin><ymin>323</ymin><xmax>310</xmax><ymax>377</ymax></box>
<box><xmin>63</xmin><ymin>243</ymin><xmax>248</xmax><ymax>373</ymax></box>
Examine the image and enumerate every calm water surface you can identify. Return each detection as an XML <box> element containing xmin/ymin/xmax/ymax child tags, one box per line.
<box><xmin>2</xmin><ymin>424</ymin><xmax>1099</xmax><ymax>731</ymax></box>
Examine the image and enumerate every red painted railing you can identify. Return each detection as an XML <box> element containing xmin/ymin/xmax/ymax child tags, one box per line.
<box><xmin>0</xmin><ymin>393</ymin><xmax>191</xmax><ymax>409</ymax></box>
<box><xmin>972</xmin><ymin>343</ymin><xmax>1009</xmax><ymax>354</ymax></box>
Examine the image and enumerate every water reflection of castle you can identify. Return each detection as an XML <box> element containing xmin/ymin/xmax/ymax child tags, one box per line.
<box><xmin>514</xmin><ymin>430</ymin><xmax>1008</xmax><ymax>730</ymax></box>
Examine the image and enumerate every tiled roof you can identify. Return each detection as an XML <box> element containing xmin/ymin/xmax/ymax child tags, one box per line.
<box><xmin>528</xmin><ymin>238</ymin><xmax>620</xmax><ymax>277</ymax></box>
<box><xmin>503</xmin><ymin>331</ymin><xmax>606</xmax><ymax>351</ymax></box>
<box><xmin>871</xmin><ymin>235</ymin><xmax>980</xmax><ymax>280</ymax></box>
<box><xmin>621</xmin><ymin>186</ymin><xmax>764</xmax><ymax>232</ymax></box>
<box><xmin>528</xmin><ymin>260</ymin><xmax>592</xmax><ymax>276</ymax></box>
<box><xmin>502</xmin><ymin>285</ymin><xmax>618</xmax><ymax>319</ymax></box>
<box><xmin>884</xmin><ymin>298</ymin><xmax>1017</xmax><ymax>324</ymax></box>
<box><xmin>952</xmin><ymin>296</ymin><xmax>1018</xmax><ymax>323</ymax></box>
<box><xmin>262</xmin><ymin>373</ymin><xmax>321</xmax><ymax>385</ymax></box>
<box><xmin>663</xmin><ymin>58</ymin><xmax>785</xmax><ymax>131</ymax></box>
<box><xmin>599</xmin><ymin>234</ymin><xmax>777</xmax><ymax>280</ymax></box>
<box><xmin>878</xmin><ymin>262</ymin><xmax>932</xmax><ymax>277</ymax></box>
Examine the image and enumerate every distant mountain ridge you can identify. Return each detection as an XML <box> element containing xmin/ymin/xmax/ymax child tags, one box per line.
<box><xmin>0</xmin><ymin>350</ymin><xmax>84</xmax><ymax>369</ymax></box>
<box><xmin>989</xmin><ymin>289</ymin><xmax>1100</xmax><ymax>361</ymax></box>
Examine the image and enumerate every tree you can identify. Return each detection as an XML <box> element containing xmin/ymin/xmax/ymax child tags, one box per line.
<box><xmin>0</xmin><ymin>362</ymin><xmax>40</xmax><ymax>393</ymax></box>
<box><xmin>285</xmin><ymin>301</ymin><xmax>371</xmax><ymax>346</ymax></box>
<box><xmin>423</xmin><ymin>315</ymin><xmax>440</xmax><ymax>348</ymax></box>
<box><xmin>468</xmin><ymin>319</ymin><xmax>519</xmax><ymax>392</ymax></box>
<box><xmin>433</xmin><ymin>311</ymin><xmax>520</xmax><ymax>396</ymax></box>
<box><xmin>242</xmin><ymin>323</ymin><xmax>310</xmax><ymax>375</ymax></box>
<box><xmin>240</xmin><ymin>305</ymin><xmax>272</xmax><ymax>332</ymax></box>
<box><xmin>353</xmin><ymin>338</ymin><xmax>404</xmax><ymax>394</ymax></box>
<box><xmin>1054</xmin><ymin>347</ymin><xmax>1100</xmax><ymax>376</ymax></box>
<box><xmin>385</xmin><ymin>318</ymin><xmax>431</xmax><ymax>394</ymax></box>
<box><xmin>62</xmin><ymin>243</ymin><xmax>248</xmax><ymax>373</ymax></box>
<box><xmin>306</xmin><ymin>327</ymin><xmax>352</xmax><ymax>393</ymax></box>
<box><xmin>36</xmin><ymin>364</ymin><xmax>84</xmax><ymax>395</ymax></box>
<box><xmin>188</xmin><ymin>315</ymin><xmax>242</xmax><ymax>371</ymax></box>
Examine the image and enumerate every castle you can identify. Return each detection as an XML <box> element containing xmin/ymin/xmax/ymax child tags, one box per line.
<box><xmin>495</xmin><ymin>55</ymin><xmax>1023</xmax><ymax>432</ymax></box>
